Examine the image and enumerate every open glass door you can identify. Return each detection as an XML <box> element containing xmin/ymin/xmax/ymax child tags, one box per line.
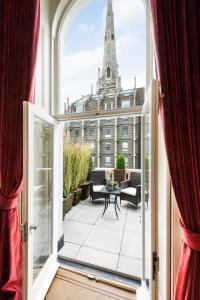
<box><xmin>137</xmin><ymin>80</ymin><xmax>159</xmax><ymax>299</ymax></box>
<box><xmin>22</xmin><ymin>102</ymin><xmax>59</xmax><ymax>300</ymax></box>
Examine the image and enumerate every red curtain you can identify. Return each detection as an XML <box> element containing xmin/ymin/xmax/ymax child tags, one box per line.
<box><xmin>149</xmin><ymin>0</ymin><xmax>200</xmax><ymax>299</ymax></box>
<box><xmin>0</xmin><ymin>1</ymin><xmax>40</xmax><ymax>299</ymax></box>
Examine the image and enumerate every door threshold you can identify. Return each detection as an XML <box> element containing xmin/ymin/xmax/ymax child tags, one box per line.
<box><xmin>58</xmin><ymin>257</ymin><xmax>140</xmax><ymax>293</ymax></box>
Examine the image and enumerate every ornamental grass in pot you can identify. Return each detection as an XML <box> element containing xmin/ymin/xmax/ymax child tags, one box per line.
<box><xmin>114</xmin><ymin>154</ymin><xmax>126</xmax><ymax>183</ymax></box>
<box><xmin>71</xmin><ymin>140</ymin><xmax>91</xmax><ymax>205</ymax></box>
<box><xmin>63</xmin><ymin>138</ymin><xmax>74</xmax><ymax>219</ymax></box>
<box><xmin>63</xmin><ymin>137</ymin><xmax>91</xmax><ymax>217</ymax></box>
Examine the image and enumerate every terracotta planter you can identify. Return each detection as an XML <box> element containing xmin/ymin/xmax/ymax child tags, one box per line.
<box><xmin>114</xmin><ymin>169</ymin><xmax>126</xmax><ymax>183</ymax></box>
<box><xmin>63</xmin><ymin>193</ymin><xmax>74</xmax><ymax>219</ymax></box>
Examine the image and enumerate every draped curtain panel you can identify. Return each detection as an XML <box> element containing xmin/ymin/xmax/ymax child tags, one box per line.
<box><xmin>0</xmin><ymin>1</ymin><xmax>40</xmax><ymax>299</ymax></box>
<box><xmin>149</xmin><ymin>0</ymin><xmax>200</xmax><ymax>299</ymax></box>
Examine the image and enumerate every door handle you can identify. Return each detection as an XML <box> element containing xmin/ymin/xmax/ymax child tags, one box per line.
<box><xmin>29</xmin><ymin>224</ymin><xmax>39</xmax><ymax>232</ymax></box>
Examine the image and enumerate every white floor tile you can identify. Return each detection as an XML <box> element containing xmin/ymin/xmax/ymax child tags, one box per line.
<box><xmin>58</xmin><ymin>242</ymin><xmax>80</xmax><ymax>259</ymax></box>
<box><xmin>64</xmin><ymin>205</ymin><xmax>83</xmax><ymax>220</ymax></box>
<box><xmin>63</xmin><ymin>220</ymin><xmax>93</xmax><ymax>245</ymax></box>
<box><xmin>75</xmin><ymin>246</ymin><xmax>119</xmax><ymax>270</ymax></box>
<box><xmin>84</xmin><ymin>226</ymin><xmax>123</xmax><ymax>254</ymax></box>
<box><xmin>68</xmin><ymin>207</ymin><xmax>102</xmax><ymax>225</ymax></box>
<box><xmin>117</xmin><ymin>255</ymin><xmax>141</xmax><ymax>278</ymax></box>
<box><xmin>95</xmin><ymin>210</ymin><xmax>126</xmax><ymax>229</ymax></box>
<box><xmin>120</xmin><ymin>230</ymin><xmax>141</xmax><ymax>259</ymax></box>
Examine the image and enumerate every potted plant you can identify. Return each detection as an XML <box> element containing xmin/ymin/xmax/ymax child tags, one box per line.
<box><xmin>63</xmin><ymin>138</ymin><xmax>74</xmax><ymax>219</ymax></box>
<box><xmin>71</xmin><ymin>140</ymin><xmax>91</xmax><ymax>205</ymax></box>
<box><xmin>81</xmin><ymin>154</ymin><xmax>93</xmax><ymax>200</ymax></box>
<box><xmin>107</xmin><ymin>180</ymin><xmax>114</xmax><ymax>191</ymax></box>
<box><xmin>114</xmin><ymin>154</ymin><xmax>126</xmax><ymax>183</ymax></box>
<box><xmin>113</xmin><ymin>181</ymin><xmax>119</xmax><ymax>190</ymax></box>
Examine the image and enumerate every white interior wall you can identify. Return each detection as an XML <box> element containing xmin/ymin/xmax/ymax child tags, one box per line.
<box><xmin>34</xmin><ymin>0</ymin><xmax>64</xmax><ymax>246</ymax></box>
<box><xmin>35</xmin><ymin>0</ymin><xmax>51</xmax><ymax>113</ymax></box>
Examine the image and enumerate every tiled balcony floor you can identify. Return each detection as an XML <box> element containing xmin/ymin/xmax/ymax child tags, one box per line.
<box><xmin>59</xmin><ymin>198</ymin><xmax>150</xmax><ymax>279</ymax></box>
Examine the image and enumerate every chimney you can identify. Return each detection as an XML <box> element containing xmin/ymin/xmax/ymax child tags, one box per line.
<box><xmin>91</xmin><ymin>84</ymin><xmax>93</xmax><ymax>95</ymax></box>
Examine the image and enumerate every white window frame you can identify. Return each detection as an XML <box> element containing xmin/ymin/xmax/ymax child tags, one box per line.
<box><xmin>121</xmin><ymin>99</ymin><xmax>130</xmax><ymax>109</ymax></box>
<box><xmin>122</xmin><ymin>142</ymin><xmax>128</xmax><ymax>152</ymax></box>
<box><xmin>122</xmin><ymin>126</ymin><xmax>129</xmax><ymax>137</ymax></box>
<box><xmin>124</xmin><ymin>156</ymin><xmax>128</xmax><ymax>167</ymax></box>
<box><xmin>105</xmin><ymin>128</ymin><xmax>112</xmax><ymax>138</ymax></box>
<box><xmin>105</xmin><ymin>142</ymin><xmax>111</xmax><ymax>151</ymax></box>
<box><xmin>89</xmin><ymin>128</ymin><xmax>95</xmax><ymax>137</ymax></box>
<box><xmin>105</xmin><ymin>156</ymin><xmax>111</xmax><ymax>166</ymax></box>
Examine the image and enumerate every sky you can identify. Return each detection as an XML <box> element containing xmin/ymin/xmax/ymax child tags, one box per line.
<box><xmin>61</xmin><ymin>0</ymin><xmax>146</xmax><ymax>105</ymax></box>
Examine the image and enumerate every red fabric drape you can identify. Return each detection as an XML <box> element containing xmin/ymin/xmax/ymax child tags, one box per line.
<box><xmin>0</xmin><ymin>1</ymin><xmax>40</xmax><ymax>299</ymax></box>
<box><xmin>149</xmin><ymin>0</ymin><xmax>200</xmax><ymax>299</ymax></box>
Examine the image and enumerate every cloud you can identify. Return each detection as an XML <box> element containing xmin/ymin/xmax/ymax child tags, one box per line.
<box><xmin>113</xmin><ymin>0</ymin><xmax>145</xmax><ymax>30</ymax></box>
<box><xmin>116</xmin><ymin>32</ymin><xmax>141</xmax><ymax>50</ymax></box>
<box><xmin>77</xmin><ymin>23</ymin><xmax>96</xmax><ymax>34</ymax></box>
<box><xmin>102</xmin><ymin>0</ymin><xmax>145</xmax><ymax>31</ymax></box>
<box><xmin>62</xmin><ymin>47</ymin><xmax>103</xmax><ymax>102</ymax></box>
<box><xmin>62</xmin><ymin>47</ymin><xmax>103</xmax><ymax>79</ymax></box>
<box><xmin>61</xmin><ymin>0</ymin><xmax>146</xmax><ymax>104</ymax></box>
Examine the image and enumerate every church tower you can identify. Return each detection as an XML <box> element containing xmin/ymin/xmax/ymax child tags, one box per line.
<box><xmin>97</xmin><ymin>0</ymin><xmax>121</xmax><ymax>94</ymax></box>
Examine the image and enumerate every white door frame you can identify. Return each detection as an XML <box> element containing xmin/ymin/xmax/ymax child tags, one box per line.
<box><xmin>22</xmin><ymin>102</ymin><xmax>59</xmax><ymax>300</ymax></box>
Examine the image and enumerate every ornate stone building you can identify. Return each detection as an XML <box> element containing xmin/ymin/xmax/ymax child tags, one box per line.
<box><xmin>65</xmin><ymin>0</ymin><xmax>144</xmax><ymax>169</ymax></box>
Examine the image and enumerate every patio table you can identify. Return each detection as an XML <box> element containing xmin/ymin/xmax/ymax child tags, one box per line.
<box><xmin>99</xmin><ymin>187</ymin><xmax>121</xmax><ymax>218</ymax></box>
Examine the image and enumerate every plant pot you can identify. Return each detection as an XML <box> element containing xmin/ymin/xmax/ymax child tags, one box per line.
<box><xmin>63</xmin><ymin>193</ymin><xmax>74</xmax><ymax>219</ymax></box>
<box><xmin>107</xmin><ymin>185</ymin><xmax>114</xmax><ymax>191</ymax></box>
<box><xmin>113</xmin><ymin>183</ymin><xmax>119</xmax><ymax>190</ymax></box>
<box><xmin>114</xmin><ymin>169</ymin><xmax>126</xmax><ymax>183</ymax></box>
<box><xmin>80</xmin><ymin>182</ymin><xmax>90</xmax><ymax>200</ymax></box>
<box><xmin>73</xmin><ymin>188</ymin><xmax>82</xmax><ymax>206</ymax></box>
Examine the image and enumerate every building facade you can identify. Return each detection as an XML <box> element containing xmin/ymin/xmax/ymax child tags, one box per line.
<box><xmin>64</xmin><ymin>0</ymin><xmax>145</xmax><ymax>169</ymax></box>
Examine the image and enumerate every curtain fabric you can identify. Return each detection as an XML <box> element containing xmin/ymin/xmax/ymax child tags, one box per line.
<box><xmin>149</xmin><ymin>0</ymin><xmax>200</xmax><ymax>299</ymax></box>
<box><xmin>0</xmin><ymin>1</ymin><xmax>40</xmax><ymax>299</ymax></box>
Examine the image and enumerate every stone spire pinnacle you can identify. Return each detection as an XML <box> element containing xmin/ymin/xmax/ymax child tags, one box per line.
<box><xmin>96</xmin><ymin>0</ymin><xmax>121</xmax><ymax>94</ymax></box>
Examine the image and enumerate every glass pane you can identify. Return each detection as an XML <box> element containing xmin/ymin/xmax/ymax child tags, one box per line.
<box><xmin>144</xmin><ymin>102</ymin><xmax>151</xmax><ymax>288</ymax></box>
<box><xmin>33</xmin><ymin>116</ymin><xmax>53</xmax><ymax>282</ymax></box>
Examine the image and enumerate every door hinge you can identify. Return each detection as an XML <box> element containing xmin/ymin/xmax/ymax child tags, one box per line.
<box><xmin>153</xmin><ymin>252</ymin><xmax>159</xmax><ymax>280</ymax></box>
<box><xmin>20</xmin><ymin>223</ymin><xmax>28</xmax><ymax>242</ymax></box>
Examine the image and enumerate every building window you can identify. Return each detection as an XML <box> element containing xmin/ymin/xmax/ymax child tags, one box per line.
<box><xmin>118</xmin><ymin>116</ymin><xmax>129</xmax><ymax>123</ymax></box>
<box><xmin>89</xmin><ymin>129</ymin><xmax>95</xmax><ymax>137</ymax></box>
<box><xmin>104</xmin><ymin>118</ymin><xmax>112</xmax><ymax>124</ymax></box>
<box><xmin>75</xmin><ymin>130</ymin><xmax>80</xmax><ymax>138</ymax></box>
<box><xmin>122</xmin><ymin>142</ymin><xmax>128</xmax><ymax>152</ymax></box>
<box><xmin>105</xmin><ymin>156</ymin><xmax>111</xmax><ymax>166</ymax></box>
<box><xmin>105</xmin><ymin>128</ymin><xmax>112</xmax><ymax>138</ymax></box>
<box><xmin>125</xmin><ymin>157</ymin><xmax>129</xmax><ymax>168</ymax></box>
<box><xmin>89</xmin><ymin>120</ymin><xmax>96</xmax><ymax>125</ymax></box>
<box><xmin>105</xmin><ymin>142</ymin><xmax>111</xmax><ymax>151</ymax></box>
<box><xmin>122</xmin><ymin>127</ymin><xmax>128</xmax><ymax>137</ymax></box>
<box><xmin>107</xmin><ymin>67</ymin><xmax>111</xmax><ymax>78</ymax></box>
<box><xmin>121</xmin><ymin>100</ymin><xmax>130</xmax><ymax>108</ymax></box>
<box><xmin>75</xmin><ymin>104</ymin><xmax>83</xmax><ymax>113</ymax></box>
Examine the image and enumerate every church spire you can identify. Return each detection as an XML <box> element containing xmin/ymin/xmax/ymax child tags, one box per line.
<box><xmin>96</xmin><ymin>0</ymin><xmax>121</xmax><ymax>94</ymax></box>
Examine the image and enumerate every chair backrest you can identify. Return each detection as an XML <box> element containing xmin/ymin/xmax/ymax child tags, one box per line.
<box><xmin>90</xmin><ymin>170</ymin><xmax>105</xmax><ymax>185</ymax></box>
<box><xmin>130</xmin><ymin>172</ymin><xmax>141</xmax><ymax>187</ymax></box>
